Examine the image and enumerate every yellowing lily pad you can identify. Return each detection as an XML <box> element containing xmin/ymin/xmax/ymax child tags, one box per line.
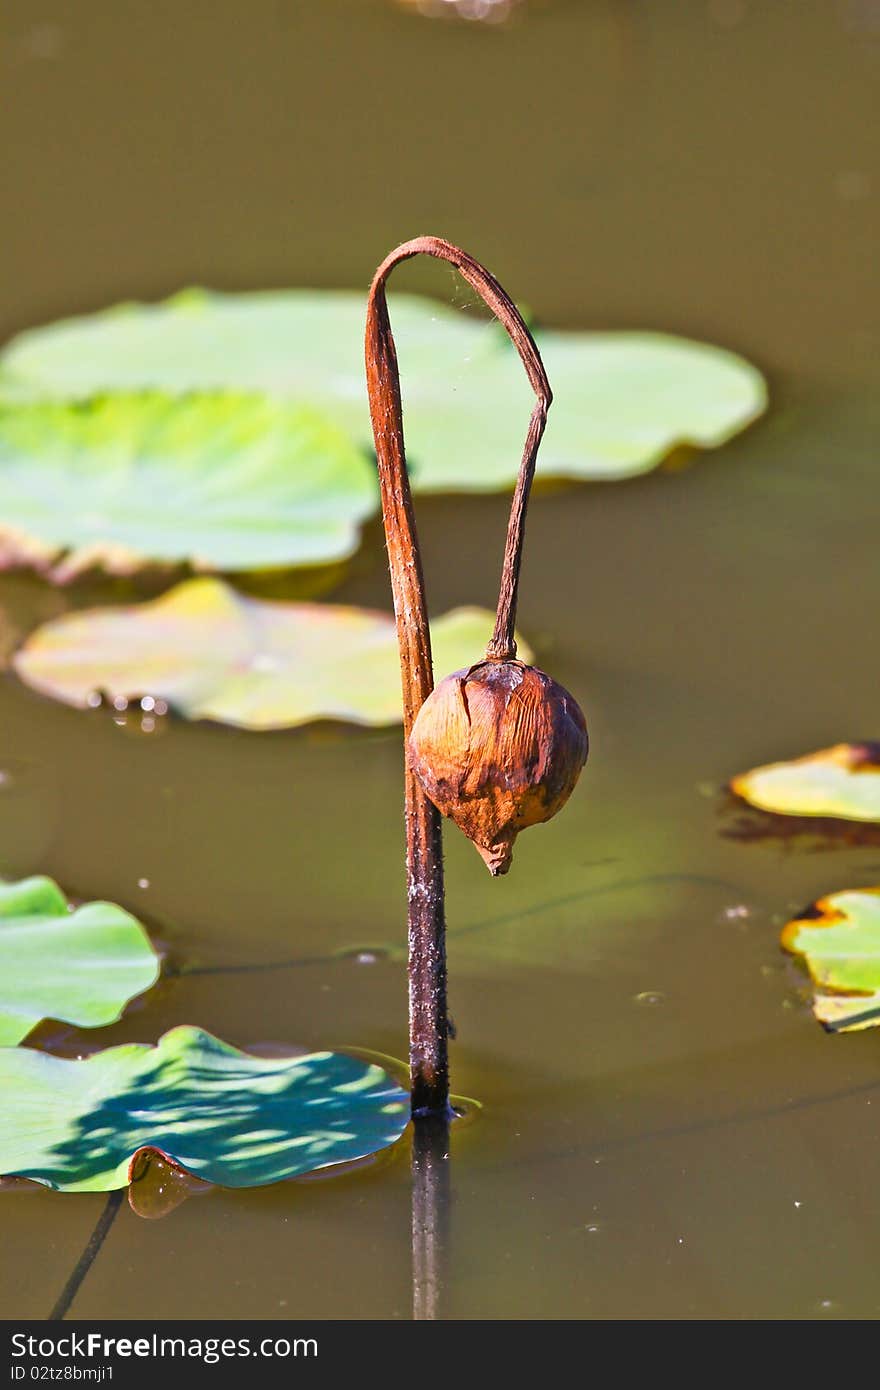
<box><xmin>731</xmin><ymin>744</ymin><xmax>880</xmax><ymax>823</ymax></box>
<box><xmin>0</xmin><ymin>393</ymin><xmax>376</xmax><ymax>580</ymax></box>
<box><xmin>0</xmin><ymin>1025</ymin><xmax>409</xmax><ymax>1191</ymax></box>
<box><xmin>0</xmin><ymin>289</ymin><xmax>767</xmax><ymax>490</ymax></box>
<box><xmin>782</xmin><ymin>888</ymin><xmax>880</xmax><ymax>1032</ymax></box>
<box><xmin>0</xmin><ymin>875</ymin><xmax>159</xmax><ymax>1045</ymax></box>
<box><xmin>13</xmin><ymin>577</ymin><xmax>533</xmax><ymax>730</ymax></box>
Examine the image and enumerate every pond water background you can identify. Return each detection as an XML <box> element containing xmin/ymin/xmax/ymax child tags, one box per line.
<box><xmin>1</xmin><ymin>0</ymin><xmax>879</xmax><ymax>1319</ymax></box>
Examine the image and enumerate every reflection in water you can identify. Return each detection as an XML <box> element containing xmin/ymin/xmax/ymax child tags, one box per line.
<box><xmin>0</xmin><ymin>604</ymin><xmax>19</xmax><ymax>668</ymax></box>
<box><xmin>411</xmin><ymin>1113</ymin><xmax>451</xmax><ymax>1321</ymax></box>
<box><xmin>81</xmin><ymin>691</ymin><xmax>172</xmax><ymax>740</ymax></box>
<box><xmin>48</xmin><ymin>1192</ymin><xmax>124</xmax><ymax>1323</ymax></box>
<box><xmin>397</xmin><ymin>0</ymin><xmax>523</xmax><ymax>22</ymax></box>
<box><xmin>720</xmin><ymin>796</ymin><xmax>880</xmax><ymax>850</ymax></box>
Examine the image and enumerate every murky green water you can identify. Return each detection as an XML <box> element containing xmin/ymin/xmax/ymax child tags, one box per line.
<box><xmin>2</xmin><ymin>0</ymin><xmax>879</xmax><ymax>1319</ymax></box>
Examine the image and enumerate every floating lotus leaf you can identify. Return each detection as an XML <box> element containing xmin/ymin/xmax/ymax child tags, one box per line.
<box><xmin>0</xmin><ymin>393</ymin><xmax>376</xmax><ymax>580</ymax></box>
<box><xmin>0</xmin><ymin>875</ymin><xmax>159</xmax><ymax>1045</ymax></box>
<box><xmin>782</xmin><ymin>888</ymin><xmax>880</xmax><ymax>1032</ymax></box>
<box><xmin>13</xmin><ymin>577</ymin><xmax>533</xmax><ymax>730</ymax></box>
<box><xmin>0</xmin><ymin>1025</ymin><xmax>409</xmax><ymax>1191</ymax></box>
<box><xmin>0</xmin><ymin>289</ymin><xmax>767</xmax><ymax>490</ymax></box>
<box><xmin>731</xmin><ymin>743</ymin><xmax>880</xmax><ymax>822</ymax></box>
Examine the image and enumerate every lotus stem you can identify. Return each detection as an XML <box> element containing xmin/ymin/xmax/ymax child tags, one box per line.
<box><xmin>364</xmin><ymin>234</ymin><xmax>552</xmax><ymax>1115</ymax></box>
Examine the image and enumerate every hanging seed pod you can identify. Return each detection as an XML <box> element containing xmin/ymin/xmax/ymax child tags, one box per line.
<box><xmin>409</xmin><ymin>657</ymin><xmax>588</xmax><ymax>876</ymax></box>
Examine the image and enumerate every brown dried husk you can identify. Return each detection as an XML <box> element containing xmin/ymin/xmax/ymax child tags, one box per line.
<box><xmin>408</xmin><ymin>658</ymin><xmax>588</xmax><ymax>875</ymax></box>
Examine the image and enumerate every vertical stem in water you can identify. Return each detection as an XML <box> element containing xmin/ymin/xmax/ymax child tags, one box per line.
<box><xmin>411</xmin><ymin>1113</ymin><xmax>451</xmax><ymax>1320</ymax></box>
<box><xmin>366</xmin><ymin>247</ymin><xmax>449</xmax><ymax>1116</ymax></box>
<box><xmin>365</xmin><ymin>235</ymin><xmax>552</xmax><ymax>1113</ymax></box>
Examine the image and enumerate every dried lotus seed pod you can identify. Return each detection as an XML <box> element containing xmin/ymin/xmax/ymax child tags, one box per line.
<box><xmin>408</xmin><ymin>658</ymin><xmax>588</xmax><ymax>876</ymax></box>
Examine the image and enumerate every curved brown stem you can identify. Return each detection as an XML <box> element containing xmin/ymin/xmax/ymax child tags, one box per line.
<box><xmin>365</xmin><ymin>235</ymin><xmax>552</xmax><ymax>1114</ymax></box>
<box><xmin>368</xmin><ymin>235</ymin><xmax>552</xmax><ymax>661</ymax></box>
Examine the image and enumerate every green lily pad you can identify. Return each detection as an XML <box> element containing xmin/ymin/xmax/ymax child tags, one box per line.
<box><xmin>731</xmin><ymin>743</ymin><xmax>880</xmax><ymax>822</ymax></box>
<box><xmin>0</xmin><ymin>1025</ymin><xmax>409</xmax><ymax>1191</ymax></box>
<box><xmin>782</xmin><ymin>888</ymin><xmax>880</xmax><ymax>1032</ymax></box>
<box><xmin>13</xmin><ymin>577</ymin><xmax>533</xmax><ymax>730</ymax></box>
<box><xmin>0</xmin><ymin>875</ymin><xmax>159</xmax><ymax>1045</ymax></box>
<box><xmin>0</xmin><ymin>393</ymin><xmax>376</xmax><ymax>580</ymax></box>
<box><xmin>0</xmin><ymin>289</ymin><xmax>767</xmax><ymax>491</ymax></box>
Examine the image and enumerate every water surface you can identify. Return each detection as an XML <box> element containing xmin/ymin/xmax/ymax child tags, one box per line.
<box><xmin>1</xmin><ymin>0</ymin><xmax>879</xmax><ymax>1319</ymax></box>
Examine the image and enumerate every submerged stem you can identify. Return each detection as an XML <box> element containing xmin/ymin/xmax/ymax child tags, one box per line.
<box><xmin>411</xmin><ymin>1111</ymin><xmax>451</xmax><ymax>1320</ymax></box>
<box><xmin>364</xmin><ymin>235</ymin><xmax>552</xmax><ymax>1114</ymax></box>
